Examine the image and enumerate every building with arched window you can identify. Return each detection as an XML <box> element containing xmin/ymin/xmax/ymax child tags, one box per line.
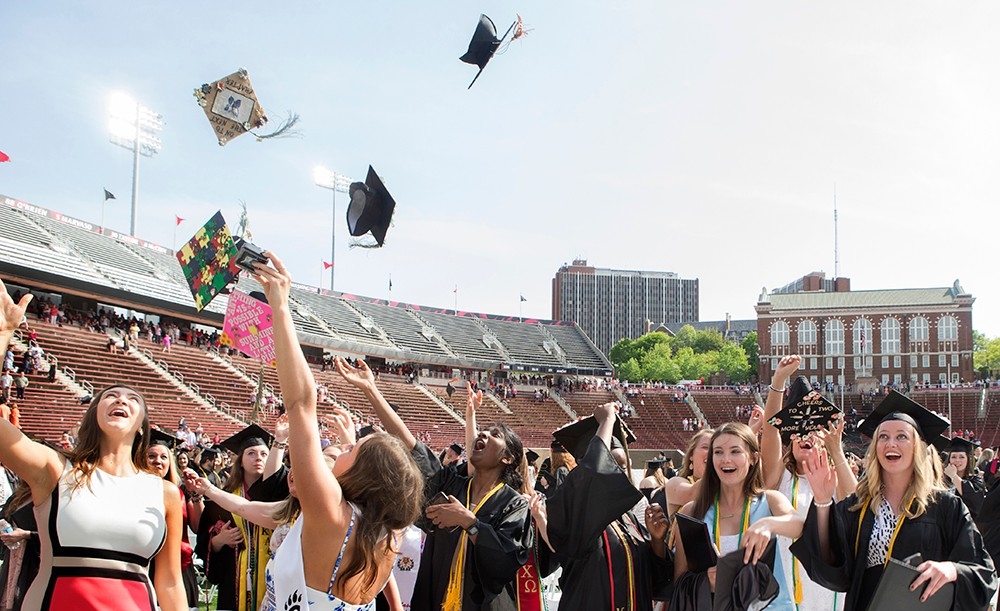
<box><xmin>755</xmin><ymin>279</ymin><xmax>974</xmax><ymax>387</ymax></box>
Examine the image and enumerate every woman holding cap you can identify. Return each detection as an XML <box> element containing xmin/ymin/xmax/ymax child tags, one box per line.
<box><xmin>762</xmin><ymin>355</ymin><xmax>854</xmax><ymax>611</ymax></box>
<box><xmin>250</xmin><ymin>252</ymin><xmax>424</xmax><ymax>611</ymax></box>
<box><xmin>792</xmin><ymin>391</ymin><xmax>997</xmax><ymax>611</ymax></box>
<box><xmin>0</xmin><ymin>280</ymin><xmax>186</xmax><ymax>611</ymax></box>
<box><xmin>943</xmin><ymin>436</ymin><xmax>986</xmax><ymax>520</ymax></box>
<box><xmin>673</xmin><ymin>422</ymin><xmax>803</xmax><ymax>611</ymax></box>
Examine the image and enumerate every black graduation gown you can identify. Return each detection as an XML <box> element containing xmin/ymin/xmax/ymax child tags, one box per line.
<box><xmin>790</xmin><ymin>490</ymin><xmax>997</xmax><ymax>611</ymax></box>
<box><xmin>952</xmin><ymin>473</ymin><xmax>987</xmax><ymax>520</ymax></box>
<box><xmin>409</xmin><ymin>441</ymin><xmax>532</xmax><ymax>611</ymax></box>
<box><xmin>546</xmin><ymin>437</ymin><xmax>673</xmax><ymax>611</ymax></box>
<box><xmin>973</xmin><ymin>478</ymin><xmax>1000</xmax><ymax>570</ymax></box>
<box><xmin>195</xmin><ymin>499</ymin><xmax>239</xmax><ymax>611</ymax></box>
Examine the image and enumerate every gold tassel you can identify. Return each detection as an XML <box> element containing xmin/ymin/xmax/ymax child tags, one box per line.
<box><xmin>793</xmin><ymin>556</ymin><xmax>803</xmax><ymax>604</ymax></box>
<box><xmin>443</xmin><ymin>531</ymin><xmax>468</xmax><ymax>611</ymax></box>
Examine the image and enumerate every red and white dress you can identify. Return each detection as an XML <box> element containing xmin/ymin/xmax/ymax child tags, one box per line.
<box><xmin>23</xmin><ymin>462</ymin><xmax>166</xmax><ymax>611</ymax></box>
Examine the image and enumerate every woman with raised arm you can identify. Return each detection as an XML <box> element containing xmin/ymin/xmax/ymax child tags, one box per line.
<box><xmin>761</xmin><ymin>355</ymin><xmax>854</xmax><ymax>611</ymax></box>
<box><xmin>663</xmin><ymin>427</ymin><xmax>713</xmax><ymax>517</ymax></box>
<box><xmin>249</xmin><ymin>253</ymin><xmax>424</xmax><ymax>611</ymax></box>
<box><xmin>673</xmin><ymin>422</ymin><xmax>804</xmax><ymax>611</ymax></box>
<box><xmin>792</xmin><ymin>392</ymin><xmax>997</xmax><ymax>611</ymax></box>
<box><xmin>0</xmin><ymin>279</ymin><xmax>186</xmax><ymax>611</ymax></box>
<box><xmin>334</xmin><ymin>356</ymin><xmax>532</xmax><ymax>611</ymax></box>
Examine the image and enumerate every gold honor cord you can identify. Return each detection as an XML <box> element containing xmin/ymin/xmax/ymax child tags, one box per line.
<box><xmin>443</xmin><ymin>479</ymin><xmax>505</xmax><ymax>611</ymax></box>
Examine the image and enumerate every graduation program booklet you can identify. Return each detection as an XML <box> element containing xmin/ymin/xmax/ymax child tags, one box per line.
<box><xmin>867</xmin><ymin>554</ymin><xmax>954</xmax><ymax>611</ymax></box>
<box><xmin>675</xmin><ymin>513</ymin><xmax>718</xmax><ymax>573</ymax></box>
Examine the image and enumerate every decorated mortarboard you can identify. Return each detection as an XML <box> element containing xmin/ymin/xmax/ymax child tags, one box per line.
<box><xmin>459</xmin><ymin>14</ymin><xmax>526</xmax><ymax>89</ymax></box>
<box><xmin>768</xmin><ymin>376</ymin><xmax>842</xmax><ymax>445</ymax></box>
<box><xmin>221</xmin><ymin>289</ymin><xmax>276</xmax><ymax>365</ymax></box>
<box><xmin>347</xmin><ymin>166</ymin><xmax>396</xmax><ymax>248</ymax></box>
<box><xmin>857</xmin><ymin>390</ymin><xmax>950</xmax><ymax>442</ymax></box>
<box><xmin>551</xmin><ymin>415</ymin><xmax>637</xmax><ymax>461</ymax></box>
<box><xmin>192</xmin><ymin>68</ymin><xmax>299</xmax><ymax>146</ymax></box>
<box><xmin>220</xmin><ymin>423</ymin><xmax>273</xmax><ymax>455</ymax></box>
<box><xmin>176</xmin><ymin>211</ymin><xmax>240</xmax><ymax>311</ymax></box>
<box><xmin>148</xmin><ymin>428</ymin><xmax>181</xmax><ymax>450</ymax></box>
<box><xmin>525</xmin><ymin>449</ymin><xmax>540</xmax><ymax>463</ymax></box>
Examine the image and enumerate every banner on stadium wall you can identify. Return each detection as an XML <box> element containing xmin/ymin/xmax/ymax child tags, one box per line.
<box><xmin>221</xmin><ymin>290</ymin><xmax>276</xmax><ymax>365</ymax></box>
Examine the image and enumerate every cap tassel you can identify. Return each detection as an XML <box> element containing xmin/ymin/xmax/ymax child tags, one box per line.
<box><xmin>251</xmin><ymin>111</ymin><xmax>301</xmax><ymax>141</ymax></box>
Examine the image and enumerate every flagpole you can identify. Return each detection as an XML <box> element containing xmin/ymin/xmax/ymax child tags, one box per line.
<box><xmin>454</xmin><ymin>285</ymin><xmax>458</xmax><ymax>314</ymax></box>
<box><xmin>388</xmin><ymin>274</ymin><xmax>392</xmax><ymax>300</ymax></box>
<box><xmin>519</xmin><ymin>296</ymin><xmax>523</xmax><ymax>323</ymax></box>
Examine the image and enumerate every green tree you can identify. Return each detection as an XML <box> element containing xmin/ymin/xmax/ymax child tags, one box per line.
<box><xmin>608</xmin><ymin>338</ymin><xmax>636</xmax><ymax>366</ymax></box>
<box><xmin>718</xmin><ymin>343</ymin><xmax>752</xmax><ymax>383</ymax></box>
<box><xmin>973</xmin><ymin>331</ymin><xmax>1000</xmax><ymax>380</ymax></box>
<box><xmin>671</xmin><ymin>325</ymin><xmax>698</xmax><ymax>351</ymax></box>
<box><xmin>675</xmin><ymin>347</ymin><xmax>717</xmax><ymax>380</ymax></box>
<box><xmin>741</xmin><ymin>332</ymin><xmax>759</xmax><ymax>380</ymax></box>
<box><xmin>693</xmin><ymin>328</ymin><xmax>726</xmax><ymax>354</ymax></box>
<box><xmin>641</xmin><ymin>342</ymin><xmax>681</xmax><ymax>383</ymax></box>
<box><xmin>615</xmin><ymin>357</ymin><xmax>642</xmax><ymax>382</ymax></box>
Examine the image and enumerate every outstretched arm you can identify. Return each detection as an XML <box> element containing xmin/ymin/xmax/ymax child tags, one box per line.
<box><xmin>465</xmin><ymin>382</ymin><xmax>482</xmax><ymax>475</ymax></box>
<box><xmin>334</xmin><ymin>357</ymin><xmax>416</xmax><ymax>450</ymax></box>
<box><xmin>184</xmin><ymin>469</ymin><xmax>280</xmax><ymax>530</ymax></box>
<box><xmin>762</xmin><ymin>355</ymin><xmax>801</xmax><ymax>490</ymax></box>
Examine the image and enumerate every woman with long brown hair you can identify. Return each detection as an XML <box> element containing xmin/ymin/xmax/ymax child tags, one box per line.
<box><xmin>251</xmin><ymin>253</ymin><xmax>425</xmax><ymax>611</ymax></box>
<box><xmin>0</xmin><ymin>278</ymin><xmax>185</xmax><ymax>611</ymax></box>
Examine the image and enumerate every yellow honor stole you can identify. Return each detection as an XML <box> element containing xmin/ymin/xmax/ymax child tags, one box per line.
<box><xmin>443</xmin><ymin>479</ymin><xmax>505</xmax><ymax>611</ymax></box>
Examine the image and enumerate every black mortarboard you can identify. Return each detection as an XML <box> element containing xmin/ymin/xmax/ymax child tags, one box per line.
<box><xmin>148</xmin><ymin>428</ymin><xmax>180</xmax><ymax>450</ymax></box>
<box><xmin>357</xmin><ymin>425</ymin><xmax>376</xmax><ymax>439</ymax></box>
<box><xmin>768</xmin><ymin>376</ymin><xmax>842</xmax><ymax>445</ymax></box>
<box><xmin>646</xmin><ymin>458</ymin><xmax>667</xmax><ymax>469</ymax></box>
<box><xmin>220</xmin><ymin>423</ymin><xmax>273</xmax><ymax>455</ymax></box>
<box><xmin>525</xmin><ymin>449</ymin><xmax>539</xmax><ymax>463</ymax></box>
<box><xmin>948</xmin><ymin>436</ymin><xmax>975</xmax><ymax>455</ymax></box>
<box><xmin>459</xmin><ymin>14</ymin><xmax>517</xmax><ymax>89</ymax></box>
<box><xmin>713</xmin><ymin>538</ymin><xmax>779</xmax><ymax>611</ymax></box>
<box><xmin>347</xmin><ymin>166</ymin><xmax>395</xmax><ymax>247</ymax></box>
<box><xmin>449</xmin><ymin>443</ymin><xmax>464</xmax><ymax>455</ymax></box>
<box><xmin>199</xmin><ymin>446</ymin><xmax>219</xmax><ymax>461</ymax></box>
<box><xmin>674</xmin><ymin>513</ymin><xmax>717</xmax><ymax>573</ymax></box>
<box><xmin>857</xmin><ymin>391</ymin><xmax>950</xmax><ymax>442</ymax></box>
<box><xmin>551</xmin><ymin>415</ymin><xmax>637</xmax><ymax>461</ymax></box>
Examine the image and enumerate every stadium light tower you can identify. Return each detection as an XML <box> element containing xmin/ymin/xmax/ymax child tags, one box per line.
<box><xmin>313</xmin><ymin>166</ymin><xmax>352</xmax><ymax>291</ymax></box>
<box><xmin>108</xmin><ymin>92</ymin><xmax>163</xmax><ymax>237</ymax></box>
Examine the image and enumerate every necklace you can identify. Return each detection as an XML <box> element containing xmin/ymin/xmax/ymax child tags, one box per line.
<box><xmin>720</xmin><ymin>513</ymin><xmax>736</xmax><ymax>519</ymax></box>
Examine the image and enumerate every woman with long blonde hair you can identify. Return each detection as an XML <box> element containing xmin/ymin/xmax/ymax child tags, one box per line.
<box><xmin>793</xmin><ymin>392</ymin><xmax>997</xmax><ymax>610</ymax></box>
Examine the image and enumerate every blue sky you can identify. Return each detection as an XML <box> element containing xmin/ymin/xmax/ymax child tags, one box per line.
<box><xmin>3</xmin><ymin>2</ymin><xmax>1000</xmax><ymax>335</ymax></box>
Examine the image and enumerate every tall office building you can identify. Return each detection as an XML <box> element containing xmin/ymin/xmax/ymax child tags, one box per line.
<box><xmin>552</xmin><ymin>259</ymin><xmax>699</xmax><ymax>354</ymax></box>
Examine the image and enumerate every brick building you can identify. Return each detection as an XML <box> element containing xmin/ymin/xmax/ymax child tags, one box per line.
<box><xmin>755</xmin><ymin>279</ymin><xmax>975</xmax><ymax>387</ymax></box>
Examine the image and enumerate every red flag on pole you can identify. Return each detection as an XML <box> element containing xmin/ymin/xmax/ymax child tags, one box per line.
<box><xmin>0</xmin><ymin>151</ymin><xmax>9</xmax><ymax>163</ymax></box>
<box><xmin>323</xmin><ymin>261</ymin><xmax>334</xmax><ymax>270</ymax></box>
<box><xmin>453</xmin><ymin>285</ymin><xmax>458</xmax><ymax>294</ymax></box>
<box><xmin>175</xmin><ymin>215</ymin><xmax>185</xmax><ymax>226</ymax></box>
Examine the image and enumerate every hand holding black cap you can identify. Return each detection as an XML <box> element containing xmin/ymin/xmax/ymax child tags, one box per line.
<box><xmin>713</xmin><ymin>539</ymin><xmax>779</xmax><ymax>611</ymax></box>
<box><xmin>857</xmin><ymin>390</ymin><xmax>950</xmax><ymax>442</ymax></box>
<box><xmin>768</xmin><ymin>376</ymin><xmax>843</xmax><ymax>445</ymax></box>
<box><xmin>347</xmin><ymin>166</ymin><xmax>395</xmax><ymax>247</ymax></box>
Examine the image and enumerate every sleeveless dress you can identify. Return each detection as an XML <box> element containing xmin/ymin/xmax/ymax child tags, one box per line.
<box><xmin>777</xmin><ymin>470</ymin><xmax>845</xmax><ymax>611</ymax></box>
<box><xmin>703</xmin><ymin>493</ymin><xmax>795</xmax><ymax>611</ymax></box>
<box><xmin>262</xmin><ymin>504</ymin><xmax>383</xmax><ymax>611</ymax></box>
<box><xmin>23</xmin><ymin>462</ymin><xmax>166</xmax><ymax>611</ymax></box>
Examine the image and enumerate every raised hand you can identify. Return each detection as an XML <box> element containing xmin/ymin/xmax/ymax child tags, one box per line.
<box><xmin>0</xmin><ymin>279</ymin><xmax>32</xmax><ymax>334</ymax></box>
<box><xmin>800</xmin><ymin>446</ymin><xmax>837</xmax><ymax>505</ymax></box>
<box><xmin>466</xmin><ymin>382</ymin><xmax>483</xmax><ymax>413</ymax></box>
<box><xmin>748</xmin><ymin>405</ymin><xmax>766</xmax><ymax>434</ymax></box>
<box><xmin>772</xmin><ymin>355</ymin><xmax>802</xmax><ymax>386</ymax></box>
<box><xmin>593</xmin><ymin>402</ymin><xmax>617</xmax><ymax>425</ymax></box>
<box><xmin>250</xmin><ymin>251</ymin><xmax>291</xmax><ymax>308</ymax></box>
<box><xmin>182</xmin><ymin>468</ymin><xmax>212</xmax><ymax>495</ymax></box>
<box><xmin>323</xmin><ymin>406</ymin><xmax>357</xmax><ymax>445</ymax></box>
<box><xmin>273</xmin><ymin>413</ymin><xmax>290</xmax><ymax>445</ymax></box>
<box><xmin>645</xmin><ymin>503</ymin><xmax>669</xmax><ymax>542</ymax></box>
<box><xmin>334</xmin><ymin>356</ymin><xmax>376</xmax><ymax>390</ymax></box>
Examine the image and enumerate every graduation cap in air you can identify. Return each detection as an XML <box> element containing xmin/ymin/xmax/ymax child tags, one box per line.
<box><xmin>768</xmin><ymin>376</ymin><xmax>843</xmax><ymax>445</ymax></box>
<box><xmin>459</xmin><ymin>14</ymin><xmax>524</xmax><ymax>89</ymax></box>
<box><xmin>551</xmin><ymin>415</ymin><xmax>637</xmax><ymax>461</ymax></box>
<box><xmin>347</xmin><ymin>166</ymin><xmax>396</xmax><ymax>247</ymax></box>
<box><xmin>148</xmin><ymin>428</ymin><xmax>181</xmax><ymax>450</ymax></box>
<box><xmin>193</xmin><ymin>68</ymin><xmax>299</xmax><ymax>146</ymax></box>
<box><xmin>175</xmin><ymin>211</ymin><xmax>241</xmax><ymax>311</ymax></box>
<box><xmin>220</xmin><ymin>423</ymin><xmax>274</xmax><ymax>455</ymax></box>
<box><xmin>857</xmin><ymin>390</ymin><xmax>950</xmax><ymax>442</ymax></box>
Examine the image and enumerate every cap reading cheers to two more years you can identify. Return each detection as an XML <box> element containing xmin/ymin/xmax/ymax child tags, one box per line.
<box><xmin>857</xmin><ymin>390</ymin><xmax>950</xmax><ymax>442</ymax></box>
<box><xmin>347</xmin><ymin>166</ymin><xmax>396</xmax><ymax>248</ymax></box>
<box><xmin>768</xmin><ymin>376</ymin><xmax>843</xmax><ymax>445</ymax></box>
<box><xmin>550</xmin><ymin>414</ymin><xmax>637</xmax><ymax>461</ymax></box>
<box><xmin>220</xmin><ymin>423</ymin><xmax>274</xmax><ymax>455</ymax></box>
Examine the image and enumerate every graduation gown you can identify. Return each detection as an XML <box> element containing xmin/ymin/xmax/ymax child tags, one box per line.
<box><xmin>409</xmin><ymin>441</ymin><xmax>532</xmax><ymax>611</ymax></box>
<box><xmin>973</xmin><ymin>478</ymin><xmax>1000</xmax><ymax>571</ymax></box>
<box><xmin>951</xmin><ymin>473</ymin><xmax>986</xmax><ymax>520</ymax></box>
<box><xmin>789</xmin><ymin>490</ymin><xmax>997</xmax><ymax>611</ymax></box>
<box><xmin>545</xmin><ymin>437</ymin><xmax>673</xmax><ymax>611</ymax></box>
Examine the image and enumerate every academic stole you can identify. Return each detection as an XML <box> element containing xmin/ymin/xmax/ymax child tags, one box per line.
<box><xmin>853</xmin><ymin>497</ymin><xmax>910</xmax><ymax>567</ymax></box>
<box><xmin>443</xmin><ymin>479</ymin><xmax>505</xmax><ymax>611</ymax></box>
<box><xmin>791</xmin><ymin>475</ymin><xmax>803</xmax><ymax>606</ymax></box>
<box><xmin>233</xmin><ymin>487</ymin><xmax>271</xmax><ymax>611</ymax></box>
<box><xmin>603</xmin><ymin>514</ymin><xmax>643</xmax><ymax>611</ymax></box>
<box><xmin>515</xmin><ymin>522</ymin><xmax>545</xmax><ymax>611</ymax></box>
